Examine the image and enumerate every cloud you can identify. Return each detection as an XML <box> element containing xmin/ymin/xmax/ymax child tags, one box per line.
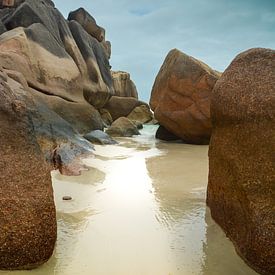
<box><xmin>54</xmin><ymin>0</ymin><xmax>275</xmax><ymax>101</ymax></box>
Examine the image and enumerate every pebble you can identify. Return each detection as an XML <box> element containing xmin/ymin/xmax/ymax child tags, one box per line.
<box><xmin>62</xmin><ymin>196</ymin><xmax>72</xmax><ymax>201</ymax></box>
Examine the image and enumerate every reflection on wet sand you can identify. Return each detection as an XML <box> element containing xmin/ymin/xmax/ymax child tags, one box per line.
<box><xmin>0</xmin><ymin>125</ymin><xmax>258</xmax><ymax>275</ymax></box>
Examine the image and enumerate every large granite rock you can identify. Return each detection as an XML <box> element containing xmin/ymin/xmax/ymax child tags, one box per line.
<box><xmin>127</xmin><ymin>105</ymin><xmax>153</xmax><ymax>124</ymax></box>
<box><xmin>69</xmin><ymin>20</ymin><xmax>114</xmax><ymax>108</ymax></box>
<box><xmin>0</xmin><ymin>69</ymin><xmax>56</xmax><ymax>270</ymax></box>
<box><xmin>207</xmin><ymin>48</ymin><xmax>275</xmax><ymax>275</ymax></box>
<box><xmin>150</xmin><ymin>49</ymin><xmax>220</xmax><ymax>144</ymax></box>
<box><xmin>31</xmin><ymin>90</ymin><xmax>104</xmax><ymax>134</ymax></box>
<box><xmin>1</xmin><ymin>67</ymin><xmax>94</xmax><ymax>176</ymax></box>
<box><xmin>68</xmin><ymin>7</ymin><xmax>105</xmax><ymax>42</ymax></box>
<box><xmin>0</xmin><ymin>24</ymin><xmax>82</xmax><ymax>102</ymax></box>
<box><xmin>106</xmin><ymin>117</ymin><xmax>140</xmax><ymax>137</ymax></box>
<box><xmin>0</xmin><ymin>1</ymin><xmax>114</xmax><ymax>108</ymax></box>
<box><xmin>104</xmin><ymin>96</ymin><xmax>146</xmax><ymax>121</ymax></box>
<box><xmin>84</xmin><ymin>130</ymin><xmax>117</xmax><ymax>145</ymax></box>
<box><xmin>111</xmin><ymin>71</ymin><xmax>138</xmax><ymax>98</ymax></box>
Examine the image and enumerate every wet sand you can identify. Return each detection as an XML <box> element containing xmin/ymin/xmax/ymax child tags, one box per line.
<box><xmin>0</xmin><ymin>126</ymin><xmax>258</xmax><ymax>275</ymax></box>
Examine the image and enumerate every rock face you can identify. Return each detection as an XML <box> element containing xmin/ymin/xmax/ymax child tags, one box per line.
<box><xmin>207</xmin><ymin>48</ymin><xmax>275</xmax><ymax>275</ymax></box>
<box><xmin>0</xmin><ymin>70</ymin><xmax>56</xmax><ymax>270</ymax></box>
<box><xmin>69</xmin><ymin>20</ymin><xmax>114</xmax><ymax>108</ymax></box>
<box><xmin>111</xmin><ymin>71</ymin><xmax>138</xmax><ymax>98</ymax></box>
<box><xmin>150</xmin><ymin>49</ymin><xmax>220</xmax><ymax>144</ymax></box>
<box><xmin>84</xmin><ymin>130</ymin><xmax>117</xmax><ymax>145</ymax></box>
<box><xmin>127</xmin><ymin>105</ymin><xmax>153</xmax><ymax>124</ymax></box>
<box><xmin>0</xmin><ymin>0</ymin><xmax>114</xmax><ymax>108</ymax></box>
<box><xmin>104</xmin><ymin>96</ymin><xmax>147</xmax><ymax>121</ymax></box>
<box><xmin>32</xmin><ymin>90</ymin><xmax>103</xmax><ymax>134</ymax></box>
<box><xmin>106</xmin><ymin>117</ymin><xmax>140</xmax><ymax>137</ymax></box>
<box><xmin>68</xmin><ymin>8</ymin><xmax>105</xmax><ymax>43</ymax></box>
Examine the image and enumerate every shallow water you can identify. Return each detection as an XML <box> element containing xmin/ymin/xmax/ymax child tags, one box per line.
<box><xmin>1</xmin><ymin>125</ymin><xmax>258</xmax><ymax>275</ymax></box>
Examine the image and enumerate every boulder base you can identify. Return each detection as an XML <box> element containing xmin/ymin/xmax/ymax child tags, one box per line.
<box><xmin>207</xmin><ymin>48</ymin><xmax>275</xmax><ymax>275</ymax></box>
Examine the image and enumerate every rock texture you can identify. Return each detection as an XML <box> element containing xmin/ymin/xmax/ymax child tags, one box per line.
<box><xmin>104</xmin><ymin>96</ymin><xmax>147</xmax><ymax>121</ymax></box>
<box><xmin>127</xmin><ymin>105</ymin><xmax>153</xmax><ymax>124</ymax></box>
<box><xmin>106</xmin><ymin>117</ymin><xmax>140</xmax><ymax>137</ymax></box>
<box><xmin>84</xmin><ymin>130</ymin><xmax>117</xmax><ymax>145</ymax></box>
<box><xmin>0</xmin><ymin>69</ymin><xmax>56</xmax><ymax>270</ymax></box>
<box><xmin>207</xmin><ymin>48</ymin><xmax>275</xmax><ymax>275</ymax></box>
<box><xmin>150</xmin><ymin>49</ymin><xmax>220</xmax><ymax>144</ymax></box>
<box><xmin>32</xmin><ymin>90</ymin><xmax>103</xmax><ymax>134</ymax></box>
<box><xmin>0</xmin><ymin>0</ymin><xmax>114</xmax><ymax>108</ymax></box>
<box><xmin>68</xmin><ymin>7</ymin><xmax>105</xmax><ymax>42</ymax></box>
<box><xmin>112</xmin><ymin>71</ymin><xmax>138</xmax><ymax>98</ymax></box>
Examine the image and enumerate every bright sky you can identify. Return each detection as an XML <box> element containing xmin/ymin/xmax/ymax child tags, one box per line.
<box><xmin>55</xmin><ymin>0</ymin><xmax>275</xmax><ymax>101</ymax></box>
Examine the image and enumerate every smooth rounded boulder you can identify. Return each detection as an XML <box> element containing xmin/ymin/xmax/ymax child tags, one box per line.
<box><xmin>207</xmin><ymin>48</ymin><xmax>275</xmax><ymax>275</ymax></box>
<box><xmin>104</xmin><ymin>96</ymin><xmax>147</xmax><ymax>121</ymax></box>
<box><xmin>84</xmin><ymin>130</ymin><xmax>117</xmax><ymax>145</ymax></box>
<box><xmin>150</xmin><ymin>49</ymin><xmax>220</xmax><ymax>144</ymax></box>
<box><xmin>106</xmin><ymin>117</ymin><xmax>140</xmax><ymax>137</ymax></box>
<box><xmin>127</xmin><ymin>105</ymin><xmax>153</xmax><ymax>124</ymax></box>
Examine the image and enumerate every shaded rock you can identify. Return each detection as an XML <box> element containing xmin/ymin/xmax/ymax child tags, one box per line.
<box><xmin>0</xmin><ymin>70</ymin><xmax>56</xmax><ymax>270</ymax></box>
<box><xmin>0</xmin><ymin>24</ymin><xmax>82</xmax><ymax>102</ymax></box>
<box><xmin>104</xmin><ymin>96</ymin><xmax>146</xmax><ymax>121</ymax></box>
<box><xmin>0</xmin><ymin>1</ymin><xmax>114</xmax><ymax>107</ymax></box>
<box><xmin>150</xmin><ymin>49</ymin><xmax>220</xmax><ymax>145</ymax></box>
<box><xmin>99</xmin><ymin>108</ymin><xmax>113</xmax><ymax>126</ymax></box>
<box><xmin>102</xmin><ymin>40</ymin><xmax>111</xmax><ymax>59</ymax></box>
<box><xmin>69</xmin><ymin>20</ymin><xmax>114</xmax><ymax>108</ymax></box>
<box><xmin>32</xmin><ymin>97</ymin><xmax>94</xmax><ymax>176</ymax></box>
<box><xmin>147</xmin><ymin>117</ymin><xmax>159</xmax><ymax>125</ymax></box>
<box><xmin>111</xmin><ymin>71</ymin><xmax>138</xmax><ymax>98</ymax></box>
<box><xmin>68</xmin><ymin>7</ymin><xmax>105</xmax><ymax>42</ymax></box>
<box><xmin>106</xmin><ymin>117</ymin><xmax>140</xmax><ymax>137</ymax></box>
<box><xmin>0</xmin><ymin>19</ymin><xmax>6</xmax><ymax>34</ymax></box>
<box><xmin>31</xmin><ymin>89</ymin><xmax>104</xmax><ymax>134</ymax></box>
<box><xmin>4</xmin><ymin>69</ymin><xmax>29</xmax><ymax>91</ymax></box>
<box><xmin>127</xmin><ymin>105</ymin><xmax>153</xmax><ymax>124</ymax></box>
<box><xmin>131</xmin><ymin>120</ymin><xmax>143</xmax><ymax>130</ymax></box>
<box><xmin>84</xmin><ymin>130</ymin><xmax>118</xmax><ymax>145</ymax></box>
<box><xmin>207</xmin><ymin>48</ymin><xmax>275</xmax><ymax>275</ymax></box>
<box><xmin>156</xmin><ymin>125</ymin><xmax>181</xmax><ymax>141</ymax></box>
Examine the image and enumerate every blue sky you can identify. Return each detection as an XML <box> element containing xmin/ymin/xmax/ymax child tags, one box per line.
<box><xmin>55</xmin><ymin>0</ymin><xmax>275</xmax><ymax>102</ymax></box>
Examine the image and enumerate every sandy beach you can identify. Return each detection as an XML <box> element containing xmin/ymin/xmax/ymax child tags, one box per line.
<box><xmin>0</xmin><ymin>126</ymin><xmax>258</xmax><ymax>275</ymax></box>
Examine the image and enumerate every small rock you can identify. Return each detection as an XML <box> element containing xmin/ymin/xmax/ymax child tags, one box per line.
<box><xmin>62</xmin><ymin>196</ymin><xmax>72</xmax><ymax>201</ymax></box>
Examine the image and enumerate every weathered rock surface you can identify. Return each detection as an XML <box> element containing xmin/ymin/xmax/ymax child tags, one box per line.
<box><xmin>104</xmin><ymin>96</ymin><xmax>146</xmax><ymax>121</ymax></box>
<box><xmin>68</xmin><ymin>7</ymin><xmax>105</xmax><ymax>42</ymax></box>
<box><xmin>127</xmin><ymin>105</ymin><xmax>153</xmax><ymax>124</ymax></box>
<box><xmin>84</xmin><ymin>130</ymin><xmax>118</xmax><ymax>145</ymax></box>
<box><xmin>32</xmin><ymin>90</ymin><xmax>103</xmax><ymax>134</ymax></box>
<box><xmin>106</xmin><ymin>117</ymin><xmax>140</xmax><ymax>137</ymax></box>
<box><xmin>150</xmin><ymin>49</ymin><xmax>220</xmax><ymax>144</ymax></box>
<box><xmin>0</xmin><ymin>1</ymin><xmax>114</xmax><ymax>108</ymax></box>
<box><xmin>99</xmin><ymin>108</ymin><xmax>113</xmax><ymax>126</ymax></box>
<box><xmin>111</xmin><ymin>71</ymin><xmax>138</xmax><ymax>98</ymax></box>
<box><xmin>69</xmin><ymin>20</ymin><xmax>114</xmax><ymax>108</ymax></box>
<box><xmin>0</xmin><ymin>19</ymin><xmax>6</xmax><ymax>34</ymax></box>
<box><xmin>0</xmin><ymin>70</ymin><xmax>56</xmax><ymax>270</ymax></box>
<box><xmin>0</xmin><ymin>24</ymin><xmax>82</xmax><ymax>102</ymax></box>
<box><xmin>207</xmin><ymin>48</ymin><xmax>275</xmax><ymax>275</ymax></box>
